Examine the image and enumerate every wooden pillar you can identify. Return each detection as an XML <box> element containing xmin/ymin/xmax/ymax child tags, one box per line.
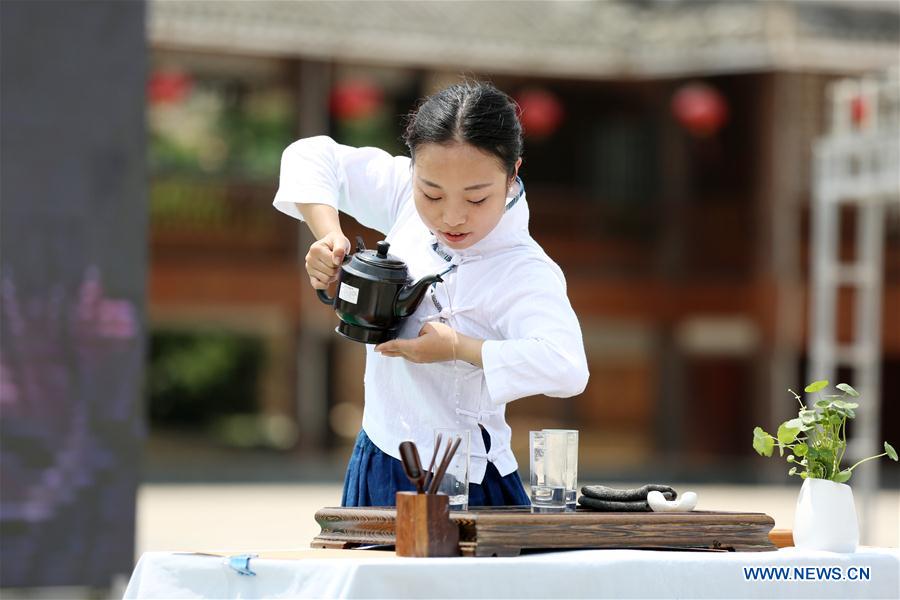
<box><xmin>294</xmin><ymin>60</ymin><xmax>334</xmax><ymax>450</ymax></box>
<box><xmin>654</xmin><ymin>80</ymin><xmax>690</xmax><ymax>462</ymax></box>
<box><xmin>753</xmin><ymin>72</ymin><xmax>823</xmax><ymax>476</ymax></box>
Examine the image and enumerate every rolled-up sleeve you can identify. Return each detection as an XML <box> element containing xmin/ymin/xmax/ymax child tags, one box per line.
<box><xmin>480</xmin><ymin>261</ymin><xmax>589</xmax><ymax>405</ymax></box>
<box><xmin>272</xmin><ymin>135</ymin><xmax>410</xmax><ymax>235</ymax></box>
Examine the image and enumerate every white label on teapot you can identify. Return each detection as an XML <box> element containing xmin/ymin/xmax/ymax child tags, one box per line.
<box><xmin>338</xmin><ymin>282</ymin><xmax>359</xmax><ymax>304</ymax></box>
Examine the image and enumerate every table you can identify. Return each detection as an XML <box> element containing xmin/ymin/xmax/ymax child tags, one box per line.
<box><xmin>124</xmin><ymin>547</ymin><xmax>900</xmax><ymax>599</ymax></box>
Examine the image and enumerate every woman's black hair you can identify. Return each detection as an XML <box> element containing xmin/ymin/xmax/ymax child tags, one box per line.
<box><xmin>403</xmin><ymin>81</ymin><xmax>522</xmax><ymax>178</ymax></box>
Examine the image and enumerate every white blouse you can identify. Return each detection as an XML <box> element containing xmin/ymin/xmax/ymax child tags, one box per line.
<box><xmin>274</xmin><ymin>136</ymin><xmax>589</xmax><ymax>484</ymax></box>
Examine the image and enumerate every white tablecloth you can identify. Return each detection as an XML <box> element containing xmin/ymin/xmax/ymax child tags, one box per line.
<box><xmin>124</xmin><ymin>547</ymin><xmax>900</xmax><ymax>599</ymax></box>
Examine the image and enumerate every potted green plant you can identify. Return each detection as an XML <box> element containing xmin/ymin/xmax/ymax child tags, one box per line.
<box><xmin>753</xmin><ymin>380</ymin><xmax>897</xmax><ymax>552</ymax></box>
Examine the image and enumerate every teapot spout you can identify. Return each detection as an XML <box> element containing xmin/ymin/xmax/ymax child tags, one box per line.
<box><xmin>395</xmin><ymin>274</ymin><xmax>443</xmax><ymax>318</ymax></box>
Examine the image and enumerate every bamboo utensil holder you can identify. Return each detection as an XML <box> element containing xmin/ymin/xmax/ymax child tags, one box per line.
<box><xmin>395</xmin><ymin>492</ymin><xmax>460</xmax><ymax>557</ymax></box>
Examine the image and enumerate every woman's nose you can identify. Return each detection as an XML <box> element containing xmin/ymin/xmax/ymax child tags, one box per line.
<box><xmin>442</xmin><ymin>209</ymin><xmax>466</xmax><ymax>227</ymax></box>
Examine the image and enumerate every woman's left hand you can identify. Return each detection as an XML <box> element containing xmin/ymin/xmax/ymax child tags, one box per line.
<box><xmin>374</xmin><ymin>322</ymin><xmax>483</xmax><ymax>366</ymax></box>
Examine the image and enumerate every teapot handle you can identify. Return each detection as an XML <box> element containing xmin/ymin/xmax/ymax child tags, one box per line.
<box><xmin>318</xmin><ymin>241</ymin><xmax>357</xmax><ymax>306</ymax></box>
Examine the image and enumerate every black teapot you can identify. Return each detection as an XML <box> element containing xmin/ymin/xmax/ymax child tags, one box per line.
<box><xmin>317</xmin><ymin>238</ymin><xmax>444</xmax><ymax>344</ymax></box>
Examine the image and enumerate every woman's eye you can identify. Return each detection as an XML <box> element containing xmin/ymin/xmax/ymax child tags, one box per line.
<box><xmin>423</xmin><ymin>192</ymin><xmax>442</xmax><ymax>201</ymax></box>
<box><xmin>468</xmin><ymin>197</ymin><xmax>488</xmax><ymax>205</ymax></box>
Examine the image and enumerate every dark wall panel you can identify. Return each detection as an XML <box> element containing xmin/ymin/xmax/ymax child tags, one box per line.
<box><xmin>0</xmin><ymin>0</ymin><xmax>147</xmax><ymax>587</ymax></box>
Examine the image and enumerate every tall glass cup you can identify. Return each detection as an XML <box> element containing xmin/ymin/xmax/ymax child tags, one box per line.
<box><xmin>543</xmin><ymin>429</ymin><xmax>579</xmax><ymax>510</ymax></box>
<box><xmin>432</xmin><ymin>428</ymin><xmax>471</xmax><ymax>511</ymax></box>
<box><xmin>530</xmin><ymin>429</ymin><xmax>578</xmax><ymax>512</ymax></box>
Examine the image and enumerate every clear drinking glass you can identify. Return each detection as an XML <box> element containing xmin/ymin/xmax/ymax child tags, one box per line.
<box><xmin>432</xmin><ymin>428</ymin><xmax>471</xmax><ymax>511</ymax></box>
<box><xmin>543</xmin><ymin>429</ymin><xmax>579</xmax><ymax>510</ymax></box>
<box><xmin>529</xmin><ymin>429</ymin><xmax>577</xmax><ymax>513</ymax></box>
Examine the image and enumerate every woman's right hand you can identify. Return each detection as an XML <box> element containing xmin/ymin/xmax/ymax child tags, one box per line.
<box><xmin>305</xmin><ymin>232</ymin><xmax>351</xmax><ymax>290</ymax></box>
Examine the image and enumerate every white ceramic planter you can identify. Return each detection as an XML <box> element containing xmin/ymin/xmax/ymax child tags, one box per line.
<box><xmin>793</xmin><ymin>477</ymin><xmax>859</xmax><ymax>553</ymax></box>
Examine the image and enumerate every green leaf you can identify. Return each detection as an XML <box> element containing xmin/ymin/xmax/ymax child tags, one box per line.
<box><xmin>777</xmin><ymin>422</ymin><xmax>801</xmax><ymax>445</ymax></box>
<box><xmin>793</xmin><ymin>443</ymin><xmax>808</xmax><ymax>457</ymax></box>
<box><xmin>834</xmin><ymin>470</ymin><xmax>852</xmax><ymax>483</ymax></box>
<box><xmin>805</xmin><ymin>380</ymin><xmax>829</xmax><ymax>393</ymax></box>
<box><xmin>836</xmin><ymin>383</ymin><xmax>859</xmax><ymax>397</ymax></box>
<box><xmin>785</xmin><ymin>417</ymin><xmax>806</xmax><ymax>429</ymax></box>
<box><xmin>753</xmin><ymin>427</ymin><xmax>774</xmax><ymax>457</ymax></box>
<box><xmin>800</xmin><ymin>411</ymin><xmax>819</xmax><ymax>426</ymax></box>
<box><xmin>799</xmin><ymin>472</ymin><xmax>808</xmax><ymax>479</ymax></box>
<box><xmin>885</xmin><ymin>442</ymin><xmax>898</xmax><ymax>461</ymax></box>
<box><xmin>815</xmin><ymin>399</ymin><xmax>832</xmax><ymax>409</ymax></box>
<box><xmin>831</xmin><ymin>400</ymin><xmax>857</xmax><ymax>416</ymax></box>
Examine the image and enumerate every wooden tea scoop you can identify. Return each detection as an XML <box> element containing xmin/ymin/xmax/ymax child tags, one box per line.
<box><xmin>399</xmin><ymin>441</ymin><xmax>426</xmax><ymax>493</ymax></box>
<box><xmin>423</xmin><ymin>433</ymin><xmax>442</xmax><ymax>493</ymax></box>
<box><xmin>427</xmin><ymin>435</ymin><xmax>462</xmax><ymax>495</ymax></box>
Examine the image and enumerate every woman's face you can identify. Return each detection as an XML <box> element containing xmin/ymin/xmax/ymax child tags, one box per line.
<box><xmin>412</xmin><ymin>142</ymin><xmax>520</xmax><ymax>250</ymax></box>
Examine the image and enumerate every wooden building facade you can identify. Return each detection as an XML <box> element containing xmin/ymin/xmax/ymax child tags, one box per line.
<box><xmin>144</xmin><ymin>0</ymin><xmax>900</xmax><ymax>478</ymax></box>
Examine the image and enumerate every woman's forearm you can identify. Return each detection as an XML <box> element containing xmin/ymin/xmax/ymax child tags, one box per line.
<box><xmin>455</xmin><ymin>332</ymin><xmax>485</xmax><ymax>368</ymax></box>
<box><xmin>297</xmin><ymin>203</ymin><xmax>343</xmax><ymax>239</ymax></box>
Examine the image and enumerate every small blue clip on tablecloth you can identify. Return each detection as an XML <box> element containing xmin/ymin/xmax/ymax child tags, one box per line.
<box><xmin>224</xmin><ymin>553</ymin><xmax>258</xmax><ymax>576</ymax></box>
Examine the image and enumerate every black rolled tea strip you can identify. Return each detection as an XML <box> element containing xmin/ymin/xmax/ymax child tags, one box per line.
<box><xmin>580</xmin><ymin>484</ymin><xmax>677</xmax><ymax>502</ymax></box>
<box><xmin>576</xmin><ymin>497</ymin><xmax>654</xmax><ymax>512</ymax></box>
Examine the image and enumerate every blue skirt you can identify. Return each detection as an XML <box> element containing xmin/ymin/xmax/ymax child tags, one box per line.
<box><xmin>341</xmin><ymin>427</ymin><xmax>531</xmax><ymax>507</ymax></box>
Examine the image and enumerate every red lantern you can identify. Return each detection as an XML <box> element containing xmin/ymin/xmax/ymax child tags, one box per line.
<box><xmin>671</xmin><ymin>82</ymin><xmax>729</xmax><ymax>137</ymax></box>
<box><xmin>516</xmin><ymin>88</ymin><xmax>564</xmax><ymax>138</ymax></box>
<box><xmin>330</xmin><ymin>80</ymin><xmax>384</xmax><ymax>121</ymax></box>
<box><xmin>851</xmin><ymin>96</ymin><xmax>868</xmax><ymax>127</ymax></box>
<box><xmin>148</xmin><ymin>70</ymin><xmax>192</xmax><ymax>105</ymax></box>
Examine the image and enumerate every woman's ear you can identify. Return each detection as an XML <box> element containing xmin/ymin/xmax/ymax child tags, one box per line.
<box><xmin>510</xmin><ymin>157</ymin><xmax>523</xmax><ymax>186</ymax></box>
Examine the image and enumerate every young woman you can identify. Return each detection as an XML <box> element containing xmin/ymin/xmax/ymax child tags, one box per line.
<box><xmin>274</xmin><ymin>81</ymin><xmax>589</xmax><ymax>507</ymax></box>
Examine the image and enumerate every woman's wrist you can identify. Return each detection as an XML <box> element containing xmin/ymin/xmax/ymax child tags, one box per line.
<box><xmin>453</xmin><ymin>332</ymin><xmax>484</xmax><ymax>368</ymax></box>
<box><xmin>298</xmin><ymin>203</ymin><xmax>343</xmax><ymax>240</ymax></box>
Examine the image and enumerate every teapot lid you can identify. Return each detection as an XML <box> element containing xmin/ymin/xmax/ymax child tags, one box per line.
<box><xmin>350</xmin><ymin>240</ymin><xmax>408</xmax><ymax>282</ymax></box>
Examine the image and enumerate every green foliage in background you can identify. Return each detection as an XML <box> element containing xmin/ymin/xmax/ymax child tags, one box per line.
<box><xmin>147</xmin><ymin>329</ymin><xmax>263</xmax><ymax>428</ymax></box>
<box><xmin>753</xmin><ymin>380</ymin><xmax>897</xmax><ymax>483</ymax></box>
<box><xmin>334</xmin><ymin>109</ymin><xmax>404</xmax><ymax>156</ymax></box>
<box><xmin>149</xmin><ymin>82</ymin><xmax>293</xmax><ymax>180</ymax></box>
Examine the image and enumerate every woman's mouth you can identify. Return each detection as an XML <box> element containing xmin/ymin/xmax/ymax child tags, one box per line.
<box><xmin>440</xmin><ymin>231</ymin><xmax>470</xmax><ymax>244</ymax></box>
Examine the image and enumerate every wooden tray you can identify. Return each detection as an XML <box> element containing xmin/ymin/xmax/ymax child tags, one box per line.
<box><xmin>312</xmin><ymin>506</ymin><xmax>776</xmax><ymax>556</ymax></box>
